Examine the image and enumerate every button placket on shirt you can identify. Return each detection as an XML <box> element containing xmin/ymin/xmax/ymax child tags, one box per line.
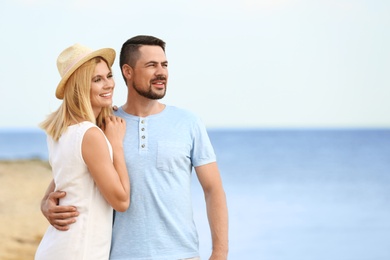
<box><xmin>139</xmin><ymin>118</ymin><xmax>147</xmax><ymax>150</ymax></box>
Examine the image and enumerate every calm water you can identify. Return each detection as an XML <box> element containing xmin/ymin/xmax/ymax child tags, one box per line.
<box><xmin>1</xmin><ymin>128</ymin><xmax>390</xmax><ymax>259</ymax></box>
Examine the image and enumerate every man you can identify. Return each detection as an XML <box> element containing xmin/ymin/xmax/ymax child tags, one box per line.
<box><xmin>41</xmin><ymin>35</ymin><xmax>229</xmax><ymax>260</ymax></box>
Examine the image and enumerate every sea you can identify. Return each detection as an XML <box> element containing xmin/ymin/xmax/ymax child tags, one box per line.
<box><xmin>1</xmin><ymin>128</ymin><xmax>390</xmax><ymax>260</ymax></box>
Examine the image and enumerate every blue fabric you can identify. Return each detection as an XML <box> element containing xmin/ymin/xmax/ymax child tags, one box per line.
<box><xmin>110</xmin><ymin>105</ymin><xmax>216</xmax><ymax>260</ymax></box>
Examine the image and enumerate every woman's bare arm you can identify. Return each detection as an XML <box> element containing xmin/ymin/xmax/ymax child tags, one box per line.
<box><xmin>82</xmin><ymin>116</ymin><xmax>130</xmax><ymax>212</ymax></box>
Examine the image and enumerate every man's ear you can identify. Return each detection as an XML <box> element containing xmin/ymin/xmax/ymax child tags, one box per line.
<box><xmin>122</xmin><ymin>64</ymin><xmax>133</xmax><ymax>80</ymax></box>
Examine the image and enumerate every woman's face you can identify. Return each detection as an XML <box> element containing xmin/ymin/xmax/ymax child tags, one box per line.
<box><xmin>90</xmin><ymin>60</ymin><xmax>115</xmax><ymax>117</ymax></box>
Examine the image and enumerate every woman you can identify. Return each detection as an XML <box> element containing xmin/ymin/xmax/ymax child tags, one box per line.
<box><xmin>35</xmin><ymin>43</ymin><xmax>130</xmax><ymax>259</ymax></box>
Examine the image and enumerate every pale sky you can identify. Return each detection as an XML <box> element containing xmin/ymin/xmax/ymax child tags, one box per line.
<box><xmin>1</xmin><ymin>0</ymin><xmax>389</xmax><ymax>128</ymax></box>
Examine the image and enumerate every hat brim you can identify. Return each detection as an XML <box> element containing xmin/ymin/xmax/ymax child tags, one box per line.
<box><xmin>55</xmin><ymin>48</ymin><xmax>116</xmax><ymax>99</ymax></box>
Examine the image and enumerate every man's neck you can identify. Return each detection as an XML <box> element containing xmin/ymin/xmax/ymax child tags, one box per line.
<box><xmin>121</xmin><ymin>98</ymin><xmax>165</xmax><ymax>117</ymax></box>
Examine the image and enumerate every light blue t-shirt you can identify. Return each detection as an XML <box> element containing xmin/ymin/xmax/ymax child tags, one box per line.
<box><xmin>111</xmin><ymin>105</ymin><xmax>216</xmax><ymax>260</ymax></box>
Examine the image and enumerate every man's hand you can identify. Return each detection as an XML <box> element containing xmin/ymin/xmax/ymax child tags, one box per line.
<box><xmin>41</xmin><ymin>190</ymin><xmax>79</xmax><ymax>231</ymax></box>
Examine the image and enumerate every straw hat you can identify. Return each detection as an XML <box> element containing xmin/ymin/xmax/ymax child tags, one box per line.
<box><xmin>55</xmin><ymin>43</ymin><xmax>116</xmax><ymax>99</ymax></box>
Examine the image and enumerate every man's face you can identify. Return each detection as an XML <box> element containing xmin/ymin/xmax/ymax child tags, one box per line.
<box><xmin>131</xmin><ymin>45</ymin><xmax>168</xmax><ymax>100</ymax></box>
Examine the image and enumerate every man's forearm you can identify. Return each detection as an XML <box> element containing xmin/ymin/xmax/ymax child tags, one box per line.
<box><xmin>206</xmin><ymin>187</ymin><xmax>229</xmax><ymax>259</ymax></box>
<box><xmin>41</xmin><ymin>179</ymin><xmax>55</xmax><ymax>211</ymax></box>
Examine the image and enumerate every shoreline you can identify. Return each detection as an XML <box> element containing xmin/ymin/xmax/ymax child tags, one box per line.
<box><xmin>0</xmin><ymin>159</ymin><xmax>52</xmax><ymax>260</ymax></box>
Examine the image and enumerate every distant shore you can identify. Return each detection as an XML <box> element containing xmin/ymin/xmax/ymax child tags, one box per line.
<box><xmin>0</xmin><ymin>160</ymin><xmax>52</xmax><ymax>260</ymax></box>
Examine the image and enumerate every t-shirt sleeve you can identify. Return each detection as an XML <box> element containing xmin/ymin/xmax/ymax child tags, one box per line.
<box><xmin>191</xmin><ymin>115</ymin><xmax>216</xmax><ymax>167</ymax></box>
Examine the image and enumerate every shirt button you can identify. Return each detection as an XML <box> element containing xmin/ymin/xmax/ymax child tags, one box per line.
<box><xmin>141</xmin><ymin>136</ymin><xmax>145</xmax><ymax>139</ymax></box>
<box><xmin>141</xmin><ymin>128</ymin><xmax>145</xmax><ymax>131</ymax></box>
<box><xmin>141</xmin><ymin>120</ymin><xmax>145</xmax><ymax>124</ymax></box>
<box><xmin>141</xmin><ymin>144</ymin><xmax>145</xmax><ymax>148</ymax></box>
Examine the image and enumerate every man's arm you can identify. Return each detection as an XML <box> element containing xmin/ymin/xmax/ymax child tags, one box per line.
<box><xmin>41</xmin><ymin>179</ymin><xmax>79</xmax><ymax>231</ymax></box>
<box><xmin>195</xmin><ymin>162</ymin><xmax>229</xmax><ymax>260</ymax></box>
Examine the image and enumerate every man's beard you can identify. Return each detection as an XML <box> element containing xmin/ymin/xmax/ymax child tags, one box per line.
<box><xmin>132</xmin><ymin>82</ymin><xmax>166</xmax><ymax>100</ymax></box>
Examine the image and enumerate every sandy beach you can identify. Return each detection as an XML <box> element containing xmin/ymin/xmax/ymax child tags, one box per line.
<box><xmin>0</xmin><ymin>160</ymin><xmax>52</xmax><ymax>260</ymax></box>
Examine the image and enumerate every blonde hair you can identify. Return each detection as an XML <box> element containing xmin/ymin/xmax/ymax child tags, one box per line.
<box><xmin>40</xmin><ymin>57</ymin><xmax>112</xmax><ymax>141</ymax></box>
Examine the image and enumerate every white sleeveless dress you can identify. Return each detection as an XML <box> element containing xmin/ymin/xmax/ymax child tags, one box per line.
<box><xmin>35</xmin><ymin>121</ymin><xmax>113</xmax><ymax>260</ymax></box>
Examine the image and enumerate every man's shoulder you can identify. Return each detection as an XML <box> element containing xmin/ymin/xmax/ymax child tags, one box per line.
<box><xmin>165</xmin><ymin>106</ymin><xmax>206</xmax><ymax>130</ymax></box>
<box><xmin>166</xmin><ymin>105</ymin><xmax>198</xmax><ymax>118</ymax></box>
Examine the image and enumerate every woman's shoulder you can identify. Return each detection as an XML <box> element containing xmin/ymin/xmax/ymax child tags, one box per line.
<box><xmin>73</xmin><ymin>121</ymin><xmax>99</xmax><ymax>132</ymax></box>
<box><xmin>68</xmin><ymin>121</ymin><xmax>103</xmax><ymax>140</ymax></box>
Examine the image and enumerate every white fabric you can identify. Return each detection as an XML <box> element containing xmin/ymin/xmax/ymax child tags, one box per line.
<box><xmin>35</xmin><ymin>121</ymin><xmax>113</xmax><ymax>260</ymax></box>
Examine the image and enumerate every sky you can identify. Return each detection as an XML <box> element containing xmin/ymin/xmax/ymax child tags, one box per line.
<box><xmin>1</xmin><ymin>0</ymin><xmax>389</xmax><ymax>129</ymax></box>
